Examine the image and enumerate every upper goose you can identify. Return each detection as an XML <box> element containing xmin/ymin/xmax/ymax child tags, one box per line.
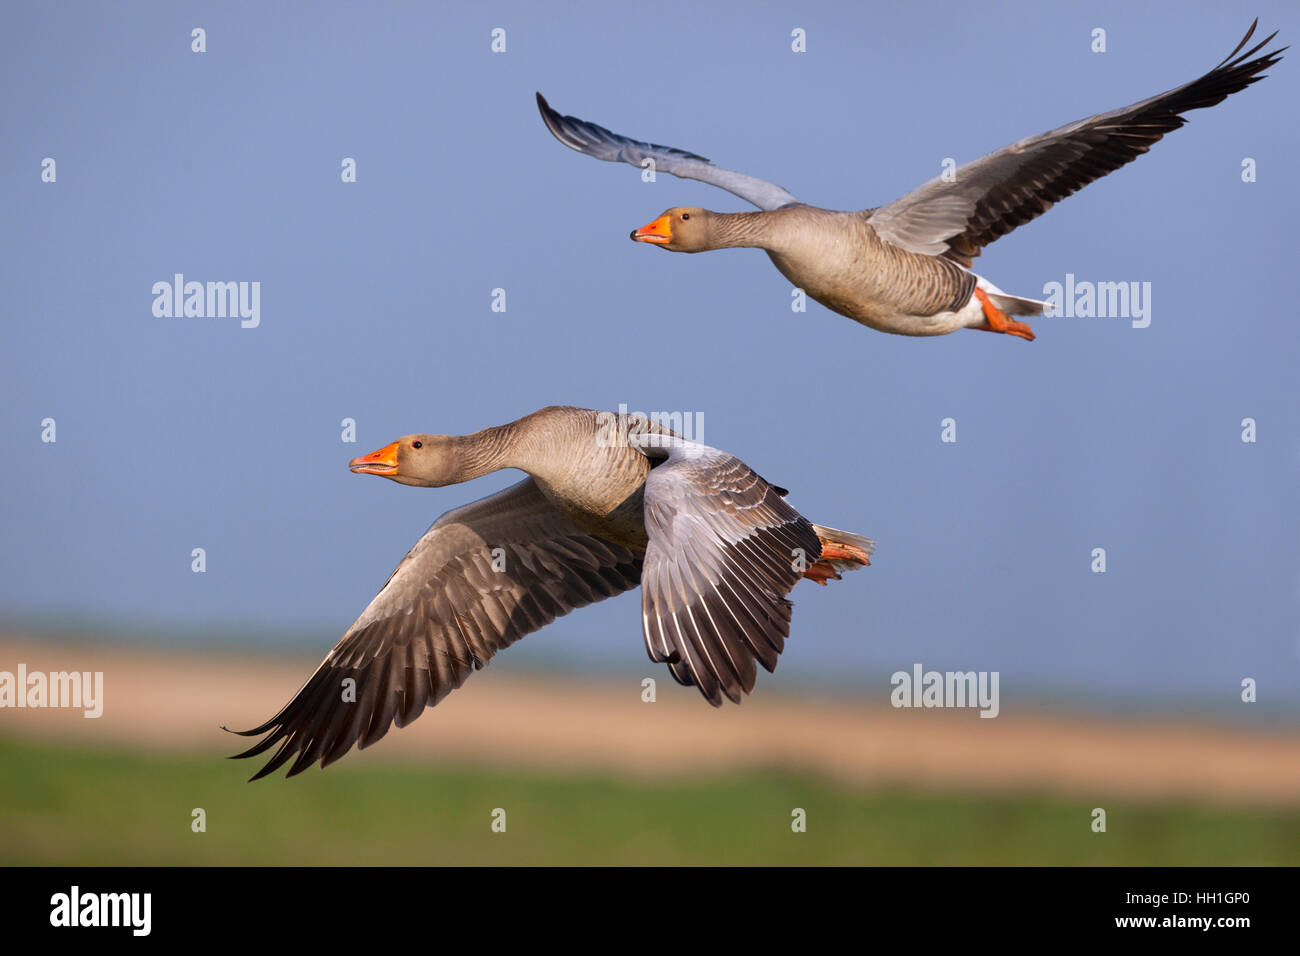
<box><xmin>228</xmin><ymin>406</ymin><xmax>873</xmax><ymax>779</ymax></box>
<box><xmin>538</xmin><ymin>21</ymin><xmax>1283</xmax><ymax>342</ymax></box>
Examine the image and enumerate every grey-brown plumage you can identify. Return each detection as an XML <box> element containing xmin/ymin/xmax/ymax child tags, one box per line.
<box><xmin>228</xmin><ymin>407</ymin><xmax>873</xmax><ymax>779</ymax></box>
<box><xmin>538</xmin><ymin>22</ymin><xmax>1283</xmax><ymax>340</ymax></box>
<box><xmin>639</xmin><ymin>438</ymin><xmax>822</xmax><ymax>705</ymax></box>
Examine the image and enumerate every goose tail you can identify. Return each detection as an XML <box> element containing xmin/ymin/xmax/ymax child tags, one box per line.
<box><xmin>988</xmin><ymin>292</ymin><xmax>1046</xmax><ymax>317</ymax></box>
<box><xmin>974</xmin><ymin>275</ymin><xmax>1045</xmax><ymax>316</ymax></box>
<box><xmin>803</xmin><ymin>525</ymin><xmax>875</xmax><ymax>585</ymax></box>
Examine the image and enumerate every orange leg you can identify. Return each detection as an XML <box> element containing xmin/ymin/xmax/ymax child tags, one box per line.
<box><xmin>973</xmin><ymin>288</ymin><xmax>1036</xmax><ymax>341</ymax></box>
<box><xmin>802</xmin><ymin>562</ymin><xmax>838</xmax><ymax>586</ymax></box>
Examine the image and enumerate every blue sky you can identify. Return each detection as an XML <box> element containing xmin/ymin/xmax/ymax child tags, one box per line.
<box><xmin>3</xmin><ymin>1</ymin><xmax>1297</xmax><ymax>711</ymax></box>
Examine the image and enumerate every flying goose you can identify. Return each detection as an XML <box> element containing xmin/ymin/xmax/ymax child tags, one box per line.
<box><xmin>537</xmin><ymin>22</ymin><xmax>1283</xmax><ymax>341</ymax></box>
<box><xmin>228</xmin><ymin>406</ymin><xmax>873</xmax><ymax>779</ymax></box>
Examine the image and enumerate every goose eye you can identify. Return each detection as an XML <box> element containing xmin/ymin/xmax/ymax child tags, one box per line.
<box><xmin>681</xmin><ymin>213</ymin><xmax>690</xmax><ymax>220</ymax></box>
<box><xmin>412</xmin><ymin>441</ymin><xmax>422</xmax><ymax>449</ymax></box>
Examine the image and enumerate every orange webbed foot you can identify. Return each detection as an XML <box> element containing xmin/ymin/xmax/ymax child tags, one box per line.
<box><xmin>801</xmin><ymin>540</ymin><xmax>872</xmax><ymax>586</ymax></box>
<box><xmin>801</xmin><ymin>562</ymin><xmax>839</xmax><ymax>586</ymax></box>
<box><xmin>974</xmin><ymin>288</ymin><xmax>1036</xmax><ymax>342</ymax></box>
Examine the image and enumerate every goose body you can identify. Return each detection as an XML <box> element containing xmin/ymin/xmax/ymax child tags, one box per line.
<box><xmin>538</xmin><ymin>21</ymin><xmax>1283</xmax><ymax>341</ymax></box>
<box><xmin>732</xmin><ymin>206</ymin><xmax>985</xmax><ymax>335</ymax></box>
<box><xmin>229</xmin><ymin>406</ymin><xmax>873</xmax><ymax>779</ymax></box>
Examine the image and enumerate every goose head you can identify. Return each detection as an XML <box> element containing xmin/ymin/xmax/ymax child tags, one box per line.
<box><xmin>349</xmin><ymin>435</ymin><xmax>462</xmax><ymax>487</ymax></box>
<box><xmin>630</xmin><ymin>207</ymin><xmax>714</xmax><ymax>252</ymax></box>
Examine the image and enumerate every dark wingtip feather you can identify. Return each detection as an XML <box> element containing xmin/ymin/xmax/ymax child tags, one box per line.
<box><xmin>1212</xmin><ymin>19</ymin><xmax>1282</xmax><ymax>71</ymax></box>
<box><xmin>533</xmin><ymin>91</ymin><xmax>711</xmax><ymax>165</ymax></box>
<box><xmin>229</xmin><ymin>732</ymin><xmax>284</xmax><ymax>761</ymax></box>
<box><xmin>1215</xmin><ymin>18</ymin><xmax>1258</xmax><ymax>68</ymax></box>
<box><xmin>221</xmin><ymin>721</ymin><xmax>270</xmax><ymax>737</ymax></box>
<box><xmin>284</xmin><ymin>754</ymin><xmax>317</xmax><ymax>779</ymax></box>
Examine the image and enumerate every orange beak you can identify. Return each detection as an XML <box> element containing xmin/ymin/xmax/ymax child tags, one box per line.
<box><xmin>630</xmin><ymin>214</ymin><xmax>673</xmax><ymax>244</ymax></box>
<box><xmin>349</xmin><ymin>441</ymin><xmax>400</xmax><ymax>476</ymax></box>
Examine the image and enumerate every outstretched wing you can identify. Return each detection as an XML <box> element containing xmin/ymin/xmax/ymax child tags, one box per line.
<box><xmin>636</xmin><ymin>436</ymin><xmax>820</xmax><ymax>706</ymax></box>
<box><xmin>867</xmin><ymin>21</ymin><xmax>1285</xmax><ymax>266</ymax></box>
<box><xmin>228</xmin><ymin>478</ymin><xmax>642</xmax><ymax>779</ymax></box>
<box><xmin>537</xmin><ymin>92</ymin><xmax>802</xmax><ymax>211</ymax></box>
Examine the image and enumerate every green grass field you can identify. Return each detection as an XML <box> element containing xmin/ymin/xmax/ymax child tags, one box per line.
<box><xmin>2</xmin><ymin>736</ymin><xmax>1296</xmax><ymax>865</ymax></box>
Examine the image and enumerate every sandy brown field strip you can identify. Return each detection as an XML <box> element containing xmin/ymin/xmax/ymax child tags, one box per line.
<box><xmin>2</xmin><ymin>636</ymin><xmax>1298</xmax><ymax>808</ymax></box>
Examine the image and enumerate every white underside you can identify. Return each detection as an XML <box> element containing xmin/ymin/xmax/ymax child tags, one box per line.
<box><xmin>913</xmin><ymin>273</ymin><xmax>1046</xmax><ymax>335</ymax></box>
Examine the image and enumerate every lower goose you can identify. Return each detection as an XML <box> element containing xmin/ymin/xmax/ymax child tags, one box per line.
<box><xmin>228</xmin><ymin>406</ymin><xmax>873</xmax><ymax>779</ymax></box>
